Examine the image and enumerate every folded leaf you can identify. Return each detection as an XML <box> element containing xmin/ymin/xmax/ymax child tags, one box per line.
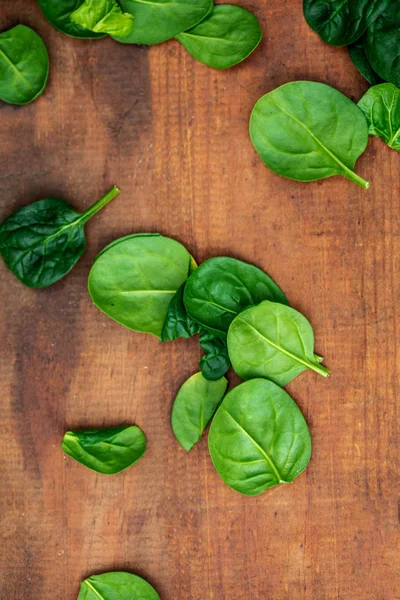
<box><xmin>364</xmin><ymin>3</ymin><xmax>400</xmax><ymax>88</ymax></box>
<box><xmin>358</xmin><ymin>83</ymin><xmax>400</xmax><ymax>152</ymax></box>
<box><xmin>199</xmin><ymin>329</ymin><xmax>230</xmax><ymax>380</ymax></box>
<box><xmin>161</xmin><ymin>283</ymin><xmax>199</xmax><ymax>341</ymax></box>
<box><xmin>348</xmin><ymin>38</ymin><xmax>384</xmax><ymax>86</ymax></box>
<box><xmin>37</xmin><ymin>0</ymin><xmax>106</xmax><ymax>39</ymax></box>
<box><xmin>71</xmin><ymin>0</ymin><xmax>134</xmax><ymax>37</ymax></box>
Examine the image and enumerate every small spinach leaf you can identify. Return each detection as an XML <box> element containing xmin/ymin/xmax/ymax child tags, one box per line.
<box><xmin>0</xmin><ymin>25</ymin><xmax>49</xmax><ymax>105</ymax></box>
<box><xmin>348</xmin><ymin>38</ymin><xmax>384</xmax><ymax>85</ymax></box>
<box><xmin>199</xmin><ymin>329</ymin><xmax>230</xmax><ymax>380</ymax></box>
<box><xmin>176</xmin><ymin>5</ymin><xmax>262</xmax><ymax>70</ymax></box>
<box><xmin>364</xmin><ymin>3</ymin><xmax>400</xmax><ymax>88</ymax></box>
<box><xmin>0</xmin><ymin>186</ymin><xmax>120</xmax><ymax>288</ymax></box>
<box><xmin>62</xmin><ymin>425</ymin><xmax>146</xmax><ymax>474</ymax></box>
<box><xmin>250</xmin><ymin>81</ymin><xmax>370</xmax><ymax>188</ymax></box>
<box><xmin>172</xmin><ymin>372</ymin><xmax>227</xmax><ymax>451</ymax></box>
<box><xmin>37</xmin><ymin>0</ymin><xmax>106</xmax><ymax>38</ymax></box>
<box><xmin>208</xmin><ymin>378</ymin><xmax>312</xmax><ymax>495</ymax></box>
<box><xmin>161</xmin><ymin>283</ymin><xmax>199</xmax><ymax>342</ymax></box>
<box><xmin>358</xmin><ymin>83</ymin><xmax>400</xmax><ymax>151</ymax></box>
<box><xmin>70</xmin><ymin>0</ymin><xmax>134</xmax><ymax>37</ymax></box>
<box><xmin>227</xmin><ymin>300</ymin><xmax>330</xmax><ymax>385</ymax></box>
<box><xmin>183</xmin><ymin>256</ymin><xmax>288</xmax><ymax>337</ymax></box>
<box><xmin>88</xmin><ymin>234</ymin><xmax>197</xmax><ymax>338</ymax></box>
<box><xmin>78</xmin><ymin>572</ymin><xmax>160</xmax><ymax>600</ymax></box>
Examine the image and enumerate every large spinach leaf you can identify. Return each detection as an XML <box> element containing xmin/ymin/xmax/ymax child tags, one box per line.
<box><xmin>62</xmin><ymin>425</ymin><xmax>146</xmax><ymax>474</ymax></box>
<box><xmin>183</xmin><ymin>256</ymin><xmax>288</xmax><ymax>337</ymax></box>
<box><xmin>199</xmin><ymin>329</ymin><xmax>230</xmax><ymax>380</ymax></box>
<box><xmin>78</xmin><ymin>572</ymin><xmax>160</xmax><ymax>600</ymax></box>
<box><xmin>88</xmin><ymin>234</ymin><xmax>196</xmax><ymax>338</ymax></box>
<box><xmin>348</xmin><ymin>38</ymin><xmax>384</xmax><ymax>85</ymax></box>
<box><xmin>175</xmin><ymin>5</ymin><xmax>262</xmax><ymax>70</ymax></box>
<box><xmin>227</xmin><ymin>300</ymin><xmax>330</xmax><ymax>385</ymax></box>
<box><xmin>0</xmin><ymin>25</ymin><xmax>49</xmax><ymax>105</ymax></box>
<box><xmin>37</xmin><ymin>0</ymin><xmax>106</xmax><ymax>38</ymax></box>
<box><xmin>172</xmin><ymin>372</ymin><xmax>227</xmax><ymax>451</ymax></box>
<box><xmin>358</xmin><ymin>83</ymin><xmax>400</xmax><ymax>151</ymax></box>
<box><xmin>114</xmin><ymin>0</ymin><xmax>213</xmax><ymax>45</ymax></box>
<box><xmin>303</xmin><ymin>0</ymin><xmax>391</xmax><ymax>46</ymax></box>
<box><xmin>161</xmin><ymin>282</ymin><xmax>199</xmax><ymax>341</ymax></box>
<box><xmin>0</xmin><ymin>186</ymin><xmax>120</xmax><ymax>288</ymax></box>
<box><xmin>71</xmin><ymin>0</ymin><xmax>134</xmax><ymax>37</ymax></box>
<box><xmin>364</xmin><ymin>3</ymin><xmax>400</xmax><ymax>88</ymax></box>
<box><xmin>250</xmin><ymin>81</ymin><xmax>370</xmax><ymax>188</ymax></box>
<box><xmin>208</xmin><ymin>379</ymin><xmax>312</xmax><ymax>495</ymax></box>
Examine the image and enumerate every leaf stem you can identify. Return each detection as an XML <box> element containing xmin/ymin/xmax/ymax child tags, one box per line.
<box><xmin>308</xmin><ymin>361</ymin><xmax>330</xmax><ymax>378</ymax></box>
<box><xmin>344</xmin><ymin>169</ymin><xmax>370</xmax><ymax>189</ymax></box>
<box><xmin>80</xmin><ymin>186</ymin><xmax>120</xmax><ymax>223</ymax></box>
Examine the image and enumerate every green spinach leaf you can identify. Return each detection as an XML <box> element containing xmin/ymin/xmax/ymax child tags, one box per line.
<box><xmin>78</xmin><ymin>572</ymin><xmax>160</xmax><ymax>599</ymax></box>
<box><xmin>175</xmin><ymin>5</ymin><xmax>262</xmax><ymax>70</ymax></box>
<box><xmin>0</xmin><ymin>186</ymin><xmax>120</xmax><ymax>288</ymax></box>
<box><xmin>183</xmin><ymin>256</ymin><xmax>288</xmax><ymax>337</ymax></box>
<box><xmin>208</xmin><ymin>378</ymin><xmax>312</xmax><ymax>495</ymax></box>
<box><xmin>364</xmin><ymin>3</ymin><xmax>400</xmax><ymax>88</ymax></box>
<box><xmin>161</xmin><ymin>282</ymin><xmax>199</xmax><ymax>342</ymax></box>
<box><xmin>114</xmin><ymin>0</ymin><xmax>213</xmax><ymax>45</ymax></box>
<box><xmin>62</xmin><ymin>425</ymin><xmax>146</xmax><ymax>474</ymax></box>
<box><xmin>348</xmin><ymin>38</ymin><xmax>384</xmax><ymax>85</ymax></box>
<box><xmin>358</xmin><ymin>83</ymin><xmax>400</xmax><ymax>151</ymax></box>
<box><xmin>250</xmin><ymin>81</ymin><xmax>370</xmax><ymax>189</ymax></box>
<box><xmin>0</xmin><ymin>25</ymin><xmax>49</xmax><ymax>105</ymax></box>
<box><xmin>71</xmin><ymin>0</ymin><xmax>134</xmax><ymax>37</ymax></box>
<box><xmin>88</xmin><ymin>234</ymin><xmax>197</xmax><ymax>338</ymax></box>
<box><xmin>172</xmin><ymin>372</ymin><xmax>227</xmax><ymax>451</ymax></box>
<box><xmin>37</xmin><ymin>0</ymin><xmax>106</xmax><ymax>38</ymax></box>
<box><xmin>227</xmin><ymin>300</ymin><xmax>330</xmax><ymax>385</ymax></box>
<box><xmin>199</xmin><ymin>329</ymin><xmax>230</xmax><ymax>380</ymax></box>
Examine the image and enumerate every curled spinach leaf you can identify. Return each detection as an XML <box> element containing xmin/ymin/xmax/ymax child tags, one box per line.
<box><xmin>250</xmin><ymin>81</ymin><xmax>370</xmax><ymax>189</ymax></box>
<box><xmin>172</xmin><ymin>372</ymin><xmax>227</xmax><ymax>451</ymax></box>
<box><xmin>0</xmin><ymin>186</ymin><xmax>120</xmax><ymax>288</ymax></box>
<box><xmin>364</xmin><ymin>3</ymin><xmax>400</xmax><ymax>88</ymax></box>
<box><xmin>199</xmin><ymin>329</ymin><xmax>230</xmax><ymax>380</ymax></box>
<box><xmin>37</xmin><ymin>0</ymin><xmax>106</xmax><ymax>38</ymax></box>
<box><xmin>0</xmin><ymin>25</ymin><xmax>49</xmax><ymax>105</ymax></box>
<box><xmin>227</xmin><ymin>300</ymin><xmax>330</xmax><ymax>386</ymax></box>
<box><xmin>176</xmin><ymin>5</ymin><xmax>262</xmax><ymax>70</ymax></box>
<box><xmin>62</xmin><ymin>425</ymin><xmax>146</xmax><ymax>474</ymax></box>
<box><xmin>358</xmin><ymin>83</ymin><xmax>400</xmax><ymax>152</ymax></box>
<box><xmin>208</xmin><ymin>378</ymin><xmax>312</xmax><ymax>495</ymax></box>
<box><xmin>161</xmin><ymin>282</ymin><xmax>199</xmax><ymax>342</ymax></box>
<box><xmin>70</xmin><ymin>0</ymin><xmax>134</xmax><ymax>37</ymax></box>
<box><xmin>78</xmin><ymin>572</ymin><xmax>160</xmax><ymax>600</ymax></box>
<box><xmin>348</xmin><ymin>38</ymin><xmax>384</xmax><ymax>85</ymax></box>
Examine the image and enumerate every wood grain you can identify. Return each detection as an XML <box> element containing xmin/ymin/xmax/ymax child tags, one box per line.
<box><xmin>1</xmin><ymin>1</ymin><xmax>399</xmax><ymax>598</ymax></box>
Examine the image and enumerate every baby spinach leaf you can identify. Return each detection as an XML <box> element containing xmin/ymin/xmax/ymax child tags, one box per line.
<box><xmin>208</xmin><ymin>378</ymin><xmax>312</xmax><ymax>495</ymax></box>
<box><xmin>161</xmin><ymin>283</ymin><xmax>199</xmax><ymax>342</ymax></box>
<box><xmin>250</xmin><ymin>81</ymin><xmax>370</xmax><ymax>189</ymax></box>
<box><xmin>0</xmin><ymin>25</ymin><xmax>49</xmax><ymax>105</ymax></box>
<box><xmin>78</xmin><ymin>572</ymin><xmax>160</xmax><ymax>600</ymax></box>
<box><xmin>0</xmin><ymin>186</ymin><xmax>120</xmax><ymax>288</ymax></box>
<box><xmin>358</xmin><ymin>83</ymin><xmax>400</xmax><ymax>152</ymax></box>
<box><xmin>183</xmin><ymin>256</ymin><xmax>288</xmax><ymax>337</ymax></box>
<box><xmin>172</xmin><ymin>372</ymin><xmax>227</xmax><ymax>451</ymax></box>
<box><xmin>114</xmin><ymin>0</ymin><xmax>213</xmax><ymax>45</ymax></box>
<box><xmin>348</xmin><ymin>38</ymin><xmax>384</xmax><ymax>85</ymax></box>
<box><xmin>88</xmin><ymin>234</ymin><xmax>197</xmax><ymax>338</ymax></box>
<box><xmin>364</xmin><ymin>3</ymin><xmax>400</xmax><ymax>88</ymax></box>
<box><xmin>199</xmin><ymin>329</ymin><xmax>230</xmax><ymax>381</ymax></box>
<box><xmin>62</xmin><ymin>425</ymin><xmax>146</xmax><ymax>474</ymax></box>
<box><xmin>175</xmin><ymin>5</ymin><xmax>262</xmax><ymax>70</ymax></box>
<box><xmin>303</xmin><ymin>0</ymin><xmax>391</xmax><ymax>46</ymax></box>
<box><xmin>227</xmin><ymin>300</ymin><xmax>330</xmax><ymax>386</ymax></box>
<box><xmin>37</xmin><ymin>0</ymin><xmax>106</xmax><ymax>38</ymax></box>
<box><xmin>70</xmin><ymin>0</ymin><xmax>134</xmax><ymax>37</ymax></box>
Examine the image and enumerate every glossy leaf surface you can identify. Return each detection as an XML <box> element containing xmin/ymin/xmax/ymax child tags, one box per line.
<box><xmin>161</xmin><ymin>283</ymin><xmax>199</xmax><ymax>341</ymax></box>
<box><xmin>199</xmin><ymin>329</ymin><xmax>230</xmax><ymax>381</ymax></box>
<box><xmin>37</xmin><ymin>0</ymin><xmax>106</xmax><ymax>38</ymax></box>
<box><xmin>364</xmin><ymin>3</ymin><xmax>400</xmax><ymax>88</ymax></box>
<box><xmin>71</xmin><ymin>0</ymin><xmax>134</xmax><ymax>36</ymax></box>
<box><xmin>358</xmin><ymin>83</ymin><xmax>400</xmax><ymax>151</ymax></box>
<box><xmin>348</xmin><ymin>38</ymin><xmax>384</xmax><ymax>85</ymax></box>
<box><xmin>77</xmin><ymin>572</ymin><xmax>160</xmax><ymax>600</ymax></box>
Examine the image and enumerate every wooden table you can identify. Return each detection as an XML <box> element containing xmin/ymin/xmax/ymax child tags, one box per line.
<box><xmin>1</xmin><ymin>1</ymin><xmax>399</xmax><ymax>598</ymax></box>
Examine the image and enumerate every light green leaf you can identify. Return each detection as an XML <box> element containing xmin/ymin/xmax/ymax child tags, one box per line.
<box><xmin>358</xmin><ymin>83</ymin><xmax>400</xmax><ymax>151</ymax></box>
<box><xmin>71</xmin><ymin>0</ymin><xmax>134</xmax><ymax>37</ymax></box>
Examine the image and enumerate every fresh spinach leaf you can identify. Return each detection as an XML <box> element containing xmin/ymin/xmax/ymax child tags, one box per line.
<box><xmin>0</xmin><ymin>25</ymin><xmax>49</xmax><ymax>105</ymax></box>
<box><xmin>161</xmin><ymin>283</ymin><xmax>199</xmax><ymax>342</ymax></box>
<box><xmin>175</xmin><ymin>5</ymin><xmax>262</xmax><ymax>70</ymax></box>
<box><xmin>358</xmin><ymin>83</ymin><xmax>400</xmax><ymax>151</ymax></box>
<box><xmin>88</xmin><ymin>234</ymin><xmax>197</xmax><ymax>338</ymax></box>
<box><xmin>364</xmin><ymin>3</ymin><xmax>400</xmax><ymax>88</ymax></box>
<box><xmin>70</xmin><ymin>0</ymin><xmax>134</xmax><ymax>37</ymax></box>
<box><xmin>114</xmin><ymin>0</ymin><xmax>213</xmax><ymax>45</ymax></box>
<box><xmin>303</xmin><ymin>0</ymin><xmax>391</xmax><ymax>46</ymax></box>
<box><xmin>208</xmin><ymin>378</ymin><xmax>312</xmax><ymax>495</ymax></box>
<box><xmin>227</xmin><ymin>300</ymin><xmax>330</xmax><ymax>385</ymax></box>
<box><xmin>250</xmin><ymin>81</ymin><xmax>370</xmax><ymax>189</ymax></box>
<box><xmin>183</xmin><ymin>256</ymin><xmax>288</xmax><ymax>337</ymax></box>
<box><xmin>348</xmin><ymin>38</ymin><xmax>384</xmax><ymax>85</ymax></box>
<box><xmin>199</xmin><ymin>329</ymin><xmax>230</xmax><ymax>380</ymax></box>
<box><xmin>37</xmin><ymin>0</ymin><xmax>106</xmax><ymax>38</ymax></box>
<box><xmin>78</xmin><ymin>572</ymin><xmax>160</xmax><ymax>600</ymax></box>
<box><xmin>62</xmin><ymin>425</ymin><xmax>146</xmax><ymax>474</ymax></box>
<box><xmin>0</xmin><ymin>186</ymin><xmax>120</xmax><ymax>288</ymax></box>
<box><xmin>172</xmin><ymin>372</ymin><xmax>227</xmax><ymax>451</ymax></box>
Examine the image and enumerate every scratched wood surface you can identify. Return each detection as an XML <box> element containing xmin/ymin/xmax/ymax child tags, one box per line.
<box><xmin>1</xmin><ymin>1</ymin><xmax>399</xmax><ymax>599</ymax></box>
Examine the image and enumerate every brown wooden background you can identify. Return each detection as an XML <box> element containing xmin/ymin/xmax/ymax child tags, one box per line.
<box><xmin>1</xmin><ymin>1</ymin><xmax>399</xmax><ymax>598</ymax></box>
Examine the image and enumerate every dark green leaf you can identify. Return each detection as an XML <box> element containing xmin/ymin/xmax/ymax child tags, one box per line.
<box><xmin>161</xmin><ymin>283</ymin><xmax>199</xmax><ymax>342</ymax></box>
<box><xmin>358</xmin><ymin>83</ymin><xmax>400</xmax><ymax>151</ymax></box>
<box><xmin>348</xmin><ymin>38</ymin><xmax>384</xmax><ymax>85</ymax></box>
<box><xmin>171</xmin><ymin>372</ymin><xmax>227</xmax><ymax>451</ymax></box>
<box><xmin>199</xmin><ymin>329</ymin><xmax>230</xmax><ymax>380</ymax></box>
<box><xmin>0</xmin><ymin>25</ymin><xmax>49</xmax><ymax>105</ymax></box>
<box><xmin>250</xmin><ymin>81</ymin><xmax>370</xmax><ymax>188</ymax></box>
<box><xmin>37</xmin><ymin>0</ymin><xmax>106</xmax><ymax>38</ymax></box>
<box><xmin>70</xmin><ymin>0</ymin><xmax>134</xmax><ymax>36</ymax></box>
<box><xmin>0</xmin><ymin>186</ymin><xmax>120</xmax><ymax>288</ymax></box>
<box><xmin>176</xmin><ymin>5</ymin><xmax>262</xmax><ymax>70</ymax></box>
<box><xmin>77</xmin><ymin>572</ymin><xmax>160</xmax><ymax>599</ymax></box>
<box><xmin>208</xmin><ymin>378</ymin><xmax>312</xmax><ymax>495</ymax></box>
<box><xmin>364</xmin><ymin>3</ymin><xmax>400</xmax><ymax>88</ymax></box>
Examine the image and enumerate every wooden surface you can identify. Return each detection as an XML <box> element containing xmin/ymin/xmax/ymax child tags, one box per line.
<box><xmin>1</xmin><ymin>1</ymin><xmax>399</xmax><ymax>598</ymax></box>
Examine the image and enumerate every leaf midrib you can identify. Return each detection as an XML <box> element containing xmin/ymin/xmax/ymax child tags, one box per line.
<box><xmin>0</xmin><ymin>48</ymin><xmax>34</xmax><ymax>91</ymax></box>
<box><xmin>84</xmin><ymin>580</ymin><xmax>105</xmax><ymax>600</ymax></box>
